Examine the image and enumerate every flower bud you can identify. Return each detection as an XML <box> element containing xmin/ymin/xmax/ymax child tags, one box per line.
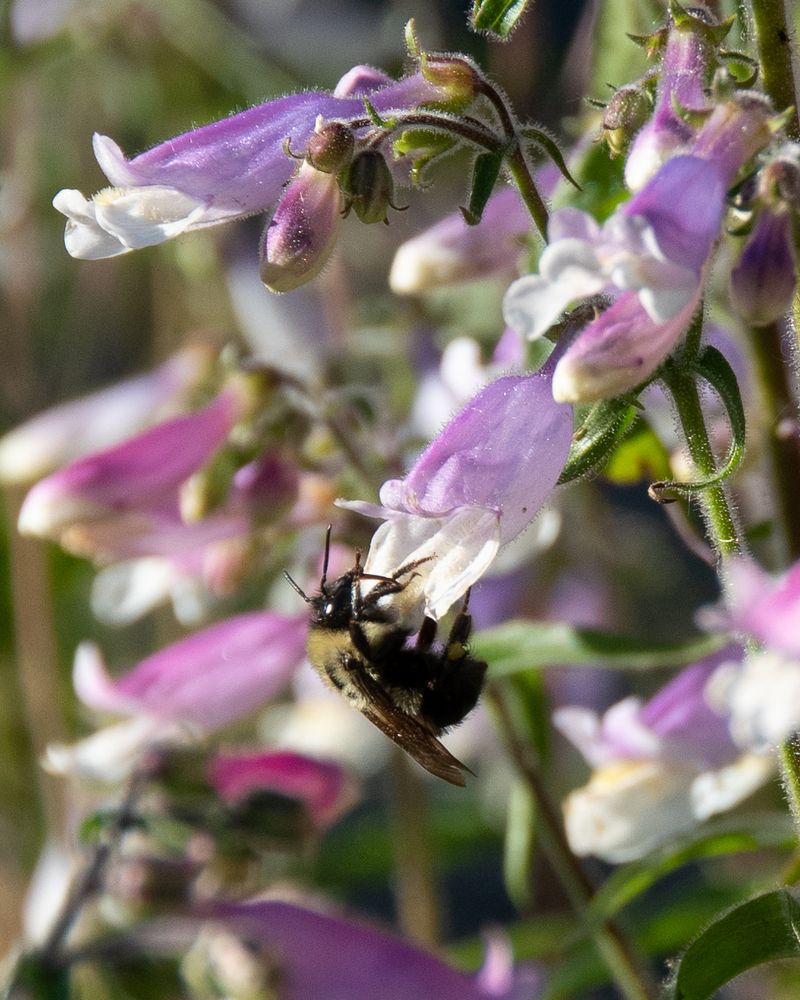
<box><xmin>420</xmin><ymin>53</ymin><xmax>478</xmax><ymax>109</ymax></box>
<box><xmin>305</xmin><ymin>119</ymin><xmax>355</xmax><ymax>174</ymax></box>
<box><xmin>603</xmin><ymin>86</ymin><xmax>652</xmax><ymax>158</ymax></box>
<box><xmin>340</xmin><ymin>151</ymin><xmax>396</xmax><ymax>224</ymax></box>
<box><xmin>260</xmin><ymin>161</ymin><xmax>343</xmax><ymax>292</ymax></box>
<box><xmin>730</xmin><ymin>207</ymin><xmax>797</xmax><ymax>326</ymax></box>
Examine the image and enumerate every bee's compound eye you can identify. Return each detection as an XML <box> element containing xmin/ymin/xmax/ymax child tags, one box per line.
<box><xmin>324</xmin><ymin>602</ymin><xmax>334</xmax><ymax>616</ymax></box>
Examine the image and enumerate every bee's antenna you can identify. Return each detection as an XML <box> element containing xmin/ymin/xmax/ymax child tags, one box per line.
<box><xmin>283</xmin><ymin>570</ymin><xmax>310</xmax><ymax>603</ymax></box>
<box><xmin>320</xmin><ymin>524</ymin><xmax>333</xmax><ymax>590</ymax></box>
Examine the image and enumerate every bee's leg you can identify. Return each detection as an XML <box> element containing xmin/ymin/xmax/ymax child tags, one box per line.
<box><xmin>445</xmin><ymin>589</ymin><xmax>474</xmax><ymax>655</ymax></box>
<box><xmin>415</xmin><ymin>616</ymin><xmax>438</xmax><ymax>652</ymax></box>
<box><xmin>348</xmin><ymin>621</ymin><xmax>374</xmax><ymax>659</ymax></box>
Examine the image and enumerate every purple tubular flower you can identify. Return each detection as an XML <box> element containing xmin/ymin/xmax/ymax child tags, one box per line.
<box><xmin>555</xmin><ymin>650</ymin><xmax>773</xmax><ymax>861</ymax></box>
<box><xmin>389</xmin><ymin>187</ymin><xmax>530</xmax><ymax>294</ymax></box>
<box><xmin>73</xmin><ymin>611</ymin><xmax>308</xmax><ymax>731</ymax></box>
<box><xmin>18</xmin><ymin>388</ymin><xmax>243</xmax><ymax>542</ymax></box>
<box><xmin>504</xmin><ymin>98</ymin><xmax>773</xmax><ymax>402</ymax></box>
<box><xmin>700</xmin><ymin>558</ymin><xmax>800</xmax><ymax>750</ymax></box>
<box><xmin>53</xmin><ymin>71</ymin><xmax>450</xmax><ymax>259</ymax></box>
<box><xmin>340</xmin><ymin>363</ymin><xmax>573</xmax><ymax>620</ymax></box>
<box><xmin>210</xmin><ymin>750</ymin><xmax>358</xmax><ymax>828</ymax></box>
<box><xmin>210</xmin><ymin>899</ymin><xmax>542</xmax><ymax>1000</ymax></box>
<box><xmin>730</xmin><ymin>208</ymin><xmax>797</xmax><ymax>326</ymax></box>
<box><xmin>0</xmin><ymin>345</ymin><xmax>212</xmax><ymax>487</ymax></box>
<box><xmin>625</xmin><ymin>15</ymin><xmax>714</xmax><ymax>190</ymax></box>
<box><xmin>259</xmin><ymin>161</ymin><xmax>343</xmax><ymax>292</ymax></box>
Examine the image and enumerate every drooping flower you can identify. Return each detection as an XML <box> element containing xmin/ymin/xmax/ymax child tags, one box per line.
<box><xmin>624</xmin><ymin>9</ymin><xmax>715</xmax><ymax>191</ymax></box>
<box><xmin>205</xmin><ymin>898</ymin><xmax>542</xmax><ymax>1000</ymax></box>
<box><xmin>53</xmin><ymin>69</ymin><xmax>452</xmax><ymax>260</ymax></box>
<box><xmin>555</xmin><ymin>652</ymin><xmax>773</xmax><ymax>862</ymax></box>
<box><xmin>18</xmin><ymin>386</ymin><xmax>246</xmax><ymax>542</ymax></box>
<box><xmin>340</xmin><ymin>361</ymin><xmax>572</xmax><ymax>620</ymax></box>
<box><xmin>704</xmin><ymin>558</ymin><xmax>800</xmax><ymax>749</ymax></box>
<box><xmin>389</xmin><ymin>186</ymin><xmax>530</xmax><ymax>294</ymax></box>
<box><xmin>73</xmin><ymin>611</ymin><xmax>307</xmax><ymax>731</ymax></box>
<box><xmin>503</xmin><ymin>96</ymin><xmax>773</xmax><ymax>402</ymax></box>
<box><xmin>0</xmin><ymin>344</ymin><xmax>213</xmax><ymax>486</ymax></box>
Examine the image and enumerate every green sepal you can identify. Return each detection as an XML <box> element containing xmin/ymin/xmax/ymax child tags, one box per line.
<box><xmin>557</xmin><ymin>396</ymin><xmax>638</xmax><ymax>485</ymax></box>
<box><xmin>666</xmin><ymin>888</ymin><xmax>800</xmax><ymax>1000</ymax></box>
<box><xmin>460</xmin><ymin>150</ymin><xmax>505</xmax><ymax>225</ymax></box>
<box><xmin>520</xmin><ymin>127</ymin><xmax>581</xmax><ymax>190</ymax></box>
<box><xmin>470</xmin><ymin>0</ymin><xmax>530</xmax><ymax>38</ymax></box>
<box><xmin>626</xmin><ymin>29</ymin><xmax>667</xmax><ymax>58</ymax></box>
<box><xmin>670</xmin><ymin>90</ymin><xmax>713</xmax><ymax>129</ymax></box>
<box><xmin>719</xmin><ymin>49</ymin><xmax>759</xmax><ymax>88</ymax></box>
<box><xmin>669</xmin><ymin>0</ymin><xmax>734</xmax><ymax>44</ymax></box>
<box><xmin>361</xmin><ymin>97</ymin><xmax>396</xmax><ymax>130</ymax></box>
<box><xmin>393</xmin><ymin>130</ymin><xmax>457</xmax><ymax>186</ymax></box>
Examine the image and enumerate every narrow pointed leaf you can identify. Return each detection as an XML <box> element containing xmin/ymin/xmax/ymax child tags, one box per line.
<box><xmin>460</xmin><ymin>150</ymin><xmax>505</xmax><ymax>225</ymax></box>
<box><xmin>590</xmin><ymin>813</ymin><xmax>795</xmax><ymax>920</ymax></box>
<box><xmin>474</xmin><ymin>622</ymin><xmax>727</xmax><ymax>675</ymax></box>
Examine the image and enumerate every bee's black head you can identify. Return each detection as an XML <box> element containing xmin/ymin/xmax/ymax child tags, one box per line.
<box><xmin>309</xmin><ymin>570</ymin><xmax>356</xmax><ymax>628</ymax></box>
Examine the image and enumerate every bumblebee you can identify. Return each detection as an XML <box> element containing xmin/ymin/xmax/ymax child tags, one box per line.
<box><xmin>285</xmin><ymin>532</ymin><xmax>487</xmax><ymax>785</ymax></box>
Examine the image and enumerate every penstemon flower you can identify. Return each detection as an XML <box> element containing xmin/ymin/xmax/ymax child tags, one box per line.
<box><xmin>52</xmin><ymin>69</ymin><xmax>452</xmax><ymax>260</ymax></box>
<box><xmin>556</xmin><ymin>653</ymin><xmax>774</xmax><ymax>861</ymax></box>
<box><xmin>204</xmin><ymin>899</ymin><xmax>543</xmax><ymax>1000</ymax></box>
<box><xmin>705</xmin><ymin>558</ymin><xmax>800</xmax><ymax>748</ymax></box>
<box><xmin>503</xmin><ymin>96</ymin><xmax>774</xmax><ymax>402</ymax></box>
<box><xmin>340</xmin><ymin>360</ymin><xmax>573</xmax><ymax>620</ymax></box>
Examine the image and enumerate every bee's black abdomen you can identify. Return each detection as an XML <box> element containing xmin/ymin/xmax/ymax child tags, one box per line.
<box><xmin>420</xmin><ymin>654</ymin><xmax>487</xmax><ymax>731</ymax></box>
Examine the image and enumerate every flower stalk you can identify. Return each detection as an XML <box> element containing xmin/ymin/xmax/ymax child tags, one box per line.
<box><xmin>750</xmin><ymin>0</ymin><xmax>800</xmax><ymax>140</ymax></box>
<box><xmin>487</xmin><ymin>686</ymin><xmax>656</xmax><ymax>1000</ymax></box>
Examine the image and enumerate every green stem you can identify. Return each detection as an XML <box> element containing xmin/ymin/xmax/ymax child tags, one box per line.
<box><xmin>750</xmin><ymin>0</ymin><xmax>800</xmax><ymax>140</ymax></box>
<box><xmin>747</xmin><ymin>320</ymin><xmax>800</xmax><ymax>564</ymax></box>
<box><xmin>488</xmin><ymin>687</ymin><xmax>655</xmax><ymax>1000</ymax></box>
<box><xmin>388</xmin><ymin>749</ymin><xmax>442</xmax><ymax>947</ymax></box>
<box><xmin>663</xmin><ymin>369</ymin><xmax>742</xmax><ymax>558</ymax></box>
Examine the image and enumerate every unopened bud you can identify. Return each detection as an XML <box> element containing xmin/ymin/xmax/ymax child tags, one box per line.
<box><xmin>420</xmin><ymin>54</ymin><xmax>478</xmax><ymax>109</ymax></box>
<box><xmin>260</xmin><ymin>161</ymin><xmax>343</xmax><ymax>292</ymax></box>
<box><xmin>761</xmin><ymin>154</ymin><xmax>800</xmax><ymax>206</ymax></box>
<box><xmin>730</xmin><ymin>207</ymin><xmax>797</xmax><ymax>326</ymax></box>
<box><xmin>340</xmin><ymin>151</ymin><xmax>396</xmax><ymax>224</ymax></box>
<box><xmin>603</xmin><ymin>86</ymin><xmax>652</xmax><ymax>157</ymax></box>
<box><xmin>305</xmin><ymin>119</ymin><xmax>355</xmax><ymax>174</ymax></box>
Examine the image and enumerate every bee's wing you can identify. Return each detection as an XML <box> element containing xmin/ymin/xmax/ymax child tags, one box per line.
<box><xmin>344</xmin><ymin>663</ymin><xmax>473</xmax><ymax>787</ymax></box>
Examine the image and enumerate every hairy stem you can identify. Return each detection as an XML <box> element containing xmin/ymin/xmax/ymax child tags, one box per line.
<box><xmin>747</xmin><ymin>320</ymin><xmax>800</xmax><ymax>564</ymax></box>
<box><xmin>750</xmin><ymin>0</ymin><xmax>800</xmax><ymax>140</ymax></box>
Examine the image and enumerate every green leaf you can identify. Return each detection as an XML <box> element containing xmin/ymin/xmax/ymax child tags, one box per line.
<box><xmin>520</xmin><ymin>127</ymin><xmax>581</xmax><ymax>190</ymax></box>
<box><xmin>461</xmin><ymin>151</ymin><xmax>505</xmax><ymax>225</ymax></box>
<box><xmin>591</xmin><ymin>813</ymin><xmax>796</xmax><ymax>920</ymax></box>
<box><xmin>503</xmin><ymin>779</ymin><xmax>537</xmax><ymax>911</ymax></box>
<box><xmin>667</xmin><ymin>888</ymin><xmax>800</xmax><ymax>1000</ymax></box>
<box><xmin>475</xmin><ymin>622</ymin><xmax>726</xmax><ymax>676</ymax></box>
<box><xmin>470</xmin><ymin>0</ymin><xmax>531</xmax><ymax>38</ymax></box>
<box><xmin>557</xmin><ymin>397</ymin><xmax>637</xmax><ymax>485</ymax></box>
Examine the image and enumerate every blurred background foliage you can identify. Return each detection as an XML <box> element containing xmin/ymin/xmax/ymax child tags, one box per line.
<box><xmin>2</xmin><ymin>1</ymin><xmax>793</xmax><ymax>993</ymax></box>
